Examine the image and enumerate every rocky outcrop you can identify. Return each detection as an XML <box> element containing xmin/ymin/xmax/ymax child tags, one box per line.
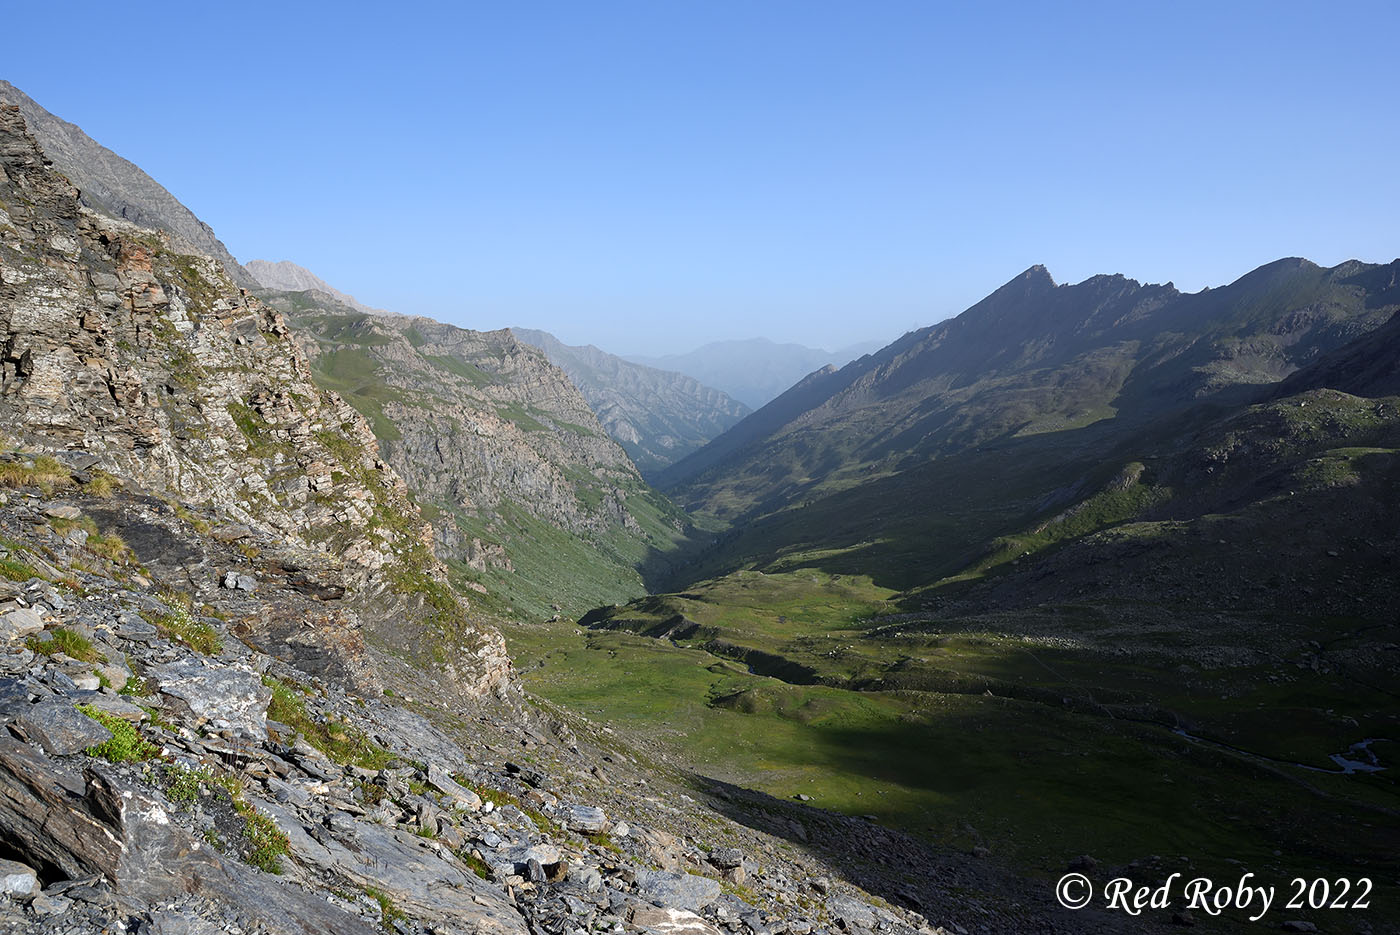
<box><xmin>0</xmin><ymin>104</ymin><xmax>508</xmax><ymax>697</ymax></box>
<box><xmin>0</xmin><ymin>80</ymin><xmax>254</xmax><ymax>288</ymax></box>
<box><xmin>510</xmin><ymin>328</ymin><xmax>750</xmax><ymax>477</ymax></box>
<box><xmin>261</xmin><ymin>290</ymin><xmax>668</xmax><ymax>569</ymax></box>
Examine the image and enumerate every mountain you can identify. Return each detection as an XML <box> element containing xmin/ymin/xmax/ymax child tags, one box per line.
<box><xmin>661</xmin><ymin>260</ymin><xmax>1400</xmax><ymax>534</ymax></box>
<box><xmin>252</xmin><ymin>290</ymin><xmax>690</xmax><ymax>617</ymax></box>
<box><xmin>0</xmin><ymin>103</ymin><xmax>1013</xmax><ymax>935</ymax></box>
<box><xmin>0</xmin><ymin>101</ymin><xmax>507</xmax><ymax>695</ymax></box>
<box><xmin>0</xmin><ymin>79</ymin><xmax>254</xmax><ymax>288</ymax></box>
<box><xmin>562</xmin><ymin>264</ymin><xmax>1400</xmax><ymax>892</ymax></box>
<box><xmin>246</xmin><ymin>259</ymin><xmax>388</xmax><ymax>316</ymax></box>
<box><xmin>510</xmin><ymin>328</ymin><xmax>750</xmax><ymax>477</ymax></box>
<box><xmin>628</xmin><ymin>337</ymin><xmax>879</xmax><ymax>408</ymax></box>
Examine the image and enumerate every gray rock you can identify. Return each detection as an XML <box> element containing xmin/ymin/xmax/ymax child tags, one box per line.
<box><xmin>221</xmin><ymin>572</ymin><xmax>257</xmax><ymax>592</ymax></box>
<box><xmin>825</xmin><ymin>895</ymin><xmax>878</xmax><ymax>931</ymax></box>
<box><xmin>149</xmin><ymin>658</ymin><xmax>270</xmax><ymax>735</ymax></box>
<box><xmin>43</xmin><ymin>504</ymin><xmax>81</xmax><ymax>520</ymax></box>
<box><xmin>708</xmin><ymin>847</ymin><xmax>745</xmax><ymax>870</ymax></box>
<box><xmin>426</xmin><ymin>761</ymin><xmax>481</xmax><ymax>811</ymax></box>
<box><xmin>563</xmin><ymin>803</ymin><xmax>607</xmax><ymax>833</ymax></box>
<box><xmin>0</xmin><ymin>858</ymin><xmax>37</xmax><ymax>896</ymax></box>
<box><xmin>631</xmin><ymin>905</ymin><xmax>724</xmax><ymax>935</ymax></box>
<box><xmin>635</xmin><ymin>870</ymin><xmax>722</xmax><ymax>912</ymax></box>
<box><xmin>16</xmin><ymin>700</ymin><xmax>112</xmax><ymax>755</ymax></box>
<box><xmin>0</xmin><ymin>607</ymin><xmax>44</xmax><ymax>641</ymax></box>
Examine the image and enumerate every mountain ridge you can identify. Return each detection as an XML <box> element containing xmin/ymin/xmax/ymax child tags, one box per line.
<box><xmin>0</xmin><ymin>79</ymin><xmax>255</xmax><ymax>289</ymax></box>
<box><xmin>510</xmin><ymin>327</ymin><xmax>750</xmax><ymax>477</ymax></box>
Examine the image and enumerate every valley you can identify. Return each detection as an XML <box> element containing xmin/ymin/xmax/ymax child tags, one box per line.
<box><xmin>0</xmin><ymin>66</ymin><xmax>1396</xmax><ymax>935</ymax></box>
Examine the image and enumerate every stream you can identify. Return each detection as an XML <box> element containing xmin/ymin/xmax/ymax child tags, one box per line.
<box><xmin>1172</xmin><ymin>730</ymin><xmax>1389</xmax><ymax>775</ymax></box>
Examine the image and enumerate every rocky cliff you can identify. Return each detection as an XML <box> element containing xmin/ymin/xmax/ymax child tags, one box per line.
<box><xmin>257</xmin><ymin>290</ymin><xmax>689</xmax><ymax>616</ymax></box>
<box><xmin>511</xmin><ymin>328</ymin><xmax>750</xmax><ymax>477</ymax></box>
<box><xmin>0</xmin><ymin>103</ymin><xmax>508</xmax><ymax>697</ymax></box>
<box><xmin>0</xmin><ymin>80</ymin><xmax>254</xmax><ymax>288</ymax></box>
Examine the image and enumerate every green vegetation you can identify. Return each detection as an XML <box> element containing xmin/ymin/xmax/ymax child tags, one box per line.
<box><xmin>87</xmin><ymin>531</ymin><xmax>134</xmax><ymax>564</ymax></box>
<box><xmin>147</xmin><ymin>592</ymin><xmax>221</xmax><ymax>654</ymax></box>
<box><xmin>236</xmin><ymin>800</ymin><xmax>290</xmax><ymax>873</ymax></box>
<box><xmin>0</xmin><ymin>550</ymin><xmax>38</xmax><ymax>582</ymax></box>
<box><xmin>28</xmin><ymin>627</ymin><xmax>105</xmax><ymax>663</ymax></box>
<box><xmin>78</xmin><ymin>706</ymin><xmax>160</xmax><ymax>762</ymax></box>
<box><xmin>163</xmin><ymin>763</ymin><xmax>215</xmax><ymax>805</ymax></box>
<box><xmin>264</xmin><ymin>675</ymin><xmax>394</xmax><ymax>769</ymax></box>
<box><xmin>363</xmin><ymin>886</ymin><xmax>407</xmax><ymax>931</ymax></box>
<box><xmin>307</xmin><ymin>349</ymin><xmax>404</xmax><ymax>441</ymax></box>
<box><xmin>424</xmin><ymin>353</ymin><xmax>497</xmax><ymax>386</ymax></box>
<box><xmin>0</xmin><ymin>454</ymin><xmax>73</xmax><ymax>493</ymax></box>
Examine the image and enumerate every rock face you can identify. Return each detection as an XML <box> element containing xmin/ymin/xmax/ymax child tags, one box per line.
<box><xmin>510</xmin><ymin>328</ymin><xmax>750</xmax><ymax>477</ymax></box>
<box><xmin>0</xmin><ymin>103</ymin><xmax>508</xmax><ymax>697</ymax></box>
<box><xmin>0</xmin><ymin>80</ymin><xmax>254</xmax><ymax>288</ymax></box>
<box><xmin>259</xmin><ymin>289</ymin><xmax>688</xmax><ymax>615</ymax></box>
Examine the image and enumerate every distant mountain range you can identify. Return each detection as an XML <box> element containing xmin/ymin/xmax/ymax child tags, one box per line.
<box><xmin>510</xmin><ymin>329</ymin><xmax>749</xmax><ymax>477</ymax></box>
<box><xmin>628</xmin><ymin>337</ymin><xmax>884</xmax><ymax>408</ymax></box>
<box><xmin>246</xmin><ymin>259</ymin><xmax>389</xmax><ymax>316</ymax></box>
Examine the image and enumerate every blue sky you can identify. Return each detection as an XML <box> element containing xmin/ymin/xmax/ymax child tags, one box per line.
<box><xmin>6</xmin><ymin>1</ymin><xmax>1398</xmax><ymax>354</ymax></box>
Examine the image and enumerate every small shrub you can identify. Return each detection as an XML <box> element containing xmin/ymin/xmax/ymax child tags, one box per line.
<box><xmin>83</xmin><ymin>470</ymin><xmax>120</xmax><ymax>497</ymax></box>
<box><xmin>363</xmin><ymin>887</ymin><xmax>407</xmax><ymax>931</ymax></box>
<box><xmin>0</xmin><ymin>455</ymin><xmax>72</xmax><ymax>493</ymax></box>
<box><xmin>458</xmin><ymin>850</ymin><xmax>492</xmax><ymax>880</ymax></box>
<box><xmin>78</xmin><ymin>705</ymin><xmax>160</xmax><ymax>762</ymax></box>
<box><xmin>236</xmin><ymin>801</ymin><xmax>289</xmax><ymax>873</ymax></box>
<box><xmin>165</xmin><ymin>764</ymin><xmax>213</xmax><ymax>805</ymax></box>
<box><xmin>0</xmin><ymin>553</ymin><xmax>37</xmax><ymax>582</ymax></box>
<box><xmin>263</xmin><ymin>675</ymin><xmax>392</xmax><ymax>769</ymax></box>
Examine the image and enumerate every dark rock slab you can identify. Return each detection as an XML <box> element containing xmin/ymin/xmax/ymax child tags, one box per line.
<box><xmin>15</xmin><ymin>700</ymin><xmax>111</xmax><ymax>755</ymax></box>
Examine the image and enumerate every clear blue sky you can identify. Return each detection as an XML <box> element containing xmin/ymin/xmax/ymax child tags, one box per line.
<box><xmin>6</xmin><ymin>1</ymin><xmax>1398</xmax><ymax>355</ymax></box>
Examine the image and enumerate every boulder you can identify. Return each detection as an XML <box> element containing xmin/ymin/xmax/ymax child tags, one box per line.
<box><xmin>562</xmin><ymin>803</ymin><xmax>607</xmax><ymax>833</ymax></box>
<box><xmin>635</xmin><ymin>870</ymin><xmax>722</xmax><ymax>912</ymax></box>
<box><xmin>426</xmin><ymin>762</ymin><xmax>481</xmax><ymax>811</ymax></box>
<box><xmin>826</xmin><ymin>894</ymin><xmax>879</xmax><ymax>931</ymax></box>
<box><xmin>148</xmin><ymin>658</ymin><xmax>270</xmax><ymax>736</ymax></box>
<box><xmin>0</xmin><ymin>858</ymin><xmax>37</xmax><ymax>896</ymax></box>
<box><xmin>0</xmin><ymin>607</ymin><xmax>44</xmax><ymax>642</ymax></box>
<box><xmin>15</xmin><ymin>701</ymin><xmax>112</xmax><ymax>755</ymax></box>
<box><xmin>631</xmin><ymin>906</ymin><xmax>724</xmax><ymax>935</ymax></box>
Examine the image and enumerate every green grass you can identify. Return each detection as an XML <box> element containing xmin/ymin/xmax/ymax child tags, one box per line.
<box><xmin>147</xmin><ymin>592</ymin><xmax>222</xmax><ymax>654</ymax></box>
<box><xmin>78</xmin><ymin>705</ymin><xmax>160</xmax><ymax>762</ymax></box>
<box><xmin>264</xmin><ymin>675</ymin><xmax>394</xmax><ymax>769</ymax></box>
<box><xmin>237</xmin><ymin>800</ymin><xmax>290</xmax><ymax>873</ymax></box>
<box><xmin>423</xmin><ymin>353</ymin><xmax>497</xmax><ymax>386</ymax></box>
<box><xmin>28</xmin><ymin>627</ymin><xmax>106</xmax><ymax>664</ymax></box>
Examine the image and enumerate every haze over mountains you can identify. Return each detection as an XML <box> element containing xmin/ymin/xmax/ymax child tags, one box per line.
<box><xmin>510</xmin><ymin>328</ymin><xmax>750</xmax><ymax>477</ymax></box>
<box><xmin>628</xmin><ymin>337</ymin><xmax>885</xmax><ymax>408</ymax></box>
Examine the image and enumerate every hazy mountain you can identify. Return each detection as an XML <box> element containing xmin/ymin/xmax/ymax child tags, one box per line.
<box><xmin>0</xmin><ymin>79</ymin><xmax>255</xmax><ymax>287</ymax></box>
<box><xmin>246</xmin><ymin>259</ymin><xmax>388</xmax><ymax>315</ymax></box>
<box><xmin>628</xmin><ymin>337</ymin><xmax>881</xmax><ymax>408</ymax></box>
<box><xmin>658</xmin><ymin>258</ymin><xmax>1400</xmax><ymax>582</ymax></box>
<box><xmin>510</xmin><ymin>328</ymin><xmax>750</xmax><ymax>477</ymax></box>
